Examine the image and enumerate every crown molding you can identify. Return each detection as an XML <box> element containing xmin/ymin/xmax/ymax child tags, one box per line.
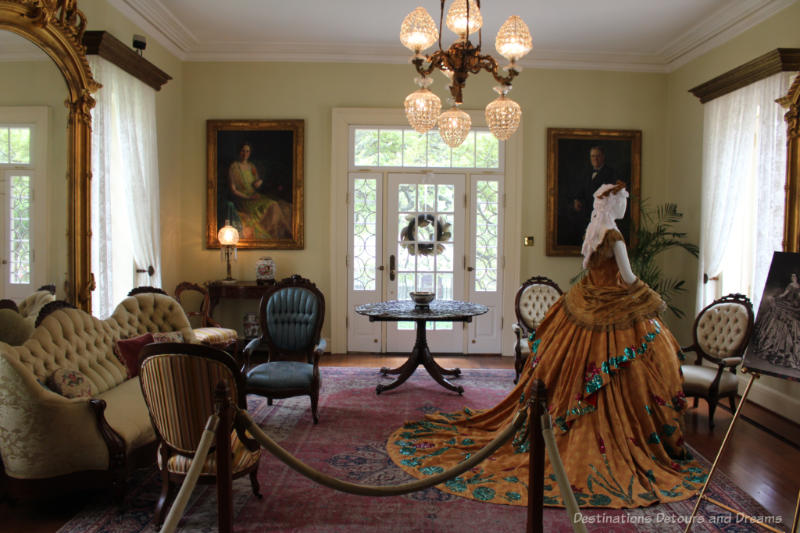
<box><xmin>106</xmin><ymin>0</ymin><xmax>195</xmax><ymax>60</ymax></box>
<box><xmin>660</xmin><ymin>0</ymin><xmax>797</xmax><ymax>71</ymax></box>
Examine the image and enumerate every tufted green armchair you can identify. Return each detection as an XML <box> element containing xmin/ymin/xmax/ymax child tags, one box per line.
<box><xmin>242</xmin><ymin>275</ymin><xmax>326</xmax><ymax>424</ymax></box>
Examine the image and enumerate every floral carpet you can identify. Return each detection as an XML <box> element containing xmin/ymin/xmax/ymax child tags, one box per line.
<box><xmin>58</xmin><ymin>367</ymin><xmax>775</xmax><ymax>532</ymax></box>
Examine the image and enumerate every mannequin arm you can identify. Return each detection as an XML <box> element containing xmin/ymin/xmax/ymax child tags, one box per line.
<box><xmin>612</xmin><ymin>240</ymin><xmax>637</xmax><ymax>285</ymax></box>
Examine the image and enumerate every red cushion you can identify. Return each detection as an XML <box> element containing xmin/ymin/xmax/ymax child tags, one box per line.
<box><xmin>114</xmin><ymin>333</ymin><xmax>154</xmax><ymax>378</ymax></box>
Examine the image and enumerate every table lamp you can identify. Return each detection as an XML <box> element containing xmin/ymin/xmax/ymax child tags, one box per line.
<box><xmin>217</xmin><ymin>220</ymin><xmax>239</xmax><ymax>283</ymax></box>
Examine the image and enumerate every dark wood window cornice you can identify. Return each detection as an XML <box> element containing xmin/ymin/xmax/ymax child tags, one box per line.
<box><xmin>689</xmin><ymin>48</ymin><xmax>800</xmax><ymax>103</ymax></box>
<box><xmin>82</xmin><ymin>31</ymin><xmax>171</xmax><ymax>91</ymax></box>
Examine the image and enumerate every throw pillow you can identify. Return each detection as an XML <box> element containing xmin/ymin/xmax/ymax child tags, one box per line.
<box><xmin>47</xmin><ymin>368</ymin><xmax>93</xmax><ymax>398</ymax></box>
<box><xmin>114</xmin><ymin>333</ymin><xmax>155</xmax><ymax>378</ymax></box>
<box><xmin>152</xmin><ymin>331</ymin><xmax>184</xmax><ymax>343</ymax></box>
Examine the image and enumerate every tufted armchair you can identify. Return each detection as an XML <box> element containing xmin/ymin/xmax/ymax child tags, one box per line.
<box><xmin>242</xmin><ymin>275</ymin><xmax>325</xmax><ymax>424</ymax></box>
<box><xmin>0</xmin><ymin>291</ymin><xmax>196</xmax><ymax>500</ymax></box>
<box><xmin>681</xmin><ymin>293</ymin><xmax>754</xmax><ymax>429</ymax></box>
<box><xmin>512</xmin><ymin>276</ymin><xmax>563</xmax><ymax>383</ymax></box>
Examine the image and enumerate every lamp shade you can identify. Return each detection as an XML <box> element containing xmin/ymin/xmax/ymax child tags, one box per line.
<box><xmin>438</xmin><ymin>106</ymin><xmax>471</xmax><ymax>148</ymax></box>
<box><xmin>485</xmin><ymin>94</ymin><xmax>521</xmax><ymax>141</ymax></box>
<box><xmin>446</xmin><ymin>0</ymin><xmax>482</xmax><ymax>38</ymax></box>
<box><xmin>495</xmin><ymin>15</ymin><xmax>532</xmax><ymax>63</ymax></box>
<box><xmin>404</xmin><ymin>88</ymin><xmax>442</xmax><ymax>133</ymax></box>
<box><xmin>217</xmin><ymin>223</ymin><xmax>240</xmax><ymax>246</ymax></box>
<box><xmin>400</xmin><ymin>7</ymin><xmax>439</xmax><ymax>53</ymax></box>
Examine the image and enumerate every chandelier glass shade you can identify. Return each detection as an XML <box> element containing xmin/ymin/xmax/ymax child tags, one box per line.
<box><xmin>399</xmin><ymin>1</ymin><xmax>532</xmax><ymax>147</ymax></box>
<box><xmin>438</xmin><ymin>105</ymin><xmax>472</xmax><ymax>148</ymax></box>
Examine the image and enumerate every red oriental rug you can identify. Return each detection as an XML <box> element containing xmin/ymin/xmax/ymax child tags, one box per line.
<box><xmin>58</xmin><ymin>367</ymin><xmax>774</xmax><ymax>532</ymax></box>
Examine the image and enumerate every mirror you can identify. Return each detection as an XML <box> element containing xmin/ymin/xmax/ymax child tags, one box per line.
<box><xmin>0</xmin><ymin>0</ymin><xmax>98</xmax><ymax>311</ymax></box>
<box><xmin>0</xmin><ymin>31</ymin><xmax>69</xmax><ymax>299</ymax></box>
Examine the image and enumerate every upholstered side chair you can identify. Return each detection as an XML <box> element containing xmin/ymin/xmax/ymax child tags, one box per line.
<box><xmin>174</xmin><ymin>281</ymin><xmax>239</xmax><ymax>351</ymax></box>
<box><xmin>242</xmin><ymin>275</ymin><xmax>326</xmax><ymax>424</ymax></box>
<box><xmin>138</xmin><ymin>342</ymin><xmax>261</xmax><ymax>525</ymax></box>
<box><xmin>681</xmin><ymin>293</ymin><xmax>754</xmax><ymax>429</ymax></box>
<box><xmin>512</xmin><ymin>276</ymin><xmax>563</xmax><ymax>383</ymax></box>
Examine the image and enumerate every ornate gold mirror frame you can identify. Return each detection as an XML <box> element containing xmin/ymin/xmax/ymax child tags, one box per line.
<box><xmin>0</xmin><ymin>0</ymin><xmax>99</xmax><ymax>310</ymax></box>
<box><xmin>780</xmin><ymin>73</ymin><xmax>800</xmax><ymax>252</ymax></box>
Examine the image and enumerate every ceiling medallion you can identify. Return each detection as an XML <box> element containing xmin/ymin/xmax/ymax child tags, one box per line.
<box><xmin>400</xmin><ymin>0</ymin><xmax>532</xmax><ymax>147</ymax></box>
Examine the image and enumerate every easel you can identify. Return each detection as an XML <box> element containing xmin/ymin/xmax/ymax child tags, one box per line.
<box><xmin>684</xmin><ymin>370</ymin><xmax>800</xmax><ymax>533</ymax></box>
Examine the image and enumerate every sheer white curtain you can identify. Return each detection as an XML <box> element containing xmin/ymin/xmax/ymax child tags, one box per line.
<box><xmin>698</xmin><ymin>71</ymin><xmax>795</xmax><ymax>313</ymax></box>
<box><xmin>90</xmin><ymin>57</ymin><xmax>161</xmax><ymax>318</ymax></box>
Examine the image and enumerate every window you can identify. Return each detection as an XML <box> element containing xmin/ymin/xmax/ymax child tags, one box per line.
<box><xmin>90</xmin><ymin>57</ymin><xmax>161</xmax><ymax>317</ymax></box>
<box><xmin>352</xmin><ymin>127</ymin><xmax>501</xmax><ymax>169</ymax></box>
<box><xmin>699</xmin><ymin>71</ymin><xmax>796</xmax><ymax>311</ymax></box>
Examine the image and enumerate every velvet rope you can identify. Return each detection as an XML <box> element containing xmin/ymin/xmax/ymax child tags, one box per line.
<box><xmin>236</xmin><ymin>404</ymin><xmax>529</xmax><ymax>497</ymax></box>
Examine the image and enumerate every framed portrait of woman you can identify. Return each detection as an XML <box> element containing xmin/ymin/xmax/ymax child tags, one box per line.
<box><xmin>206</xmin><ymin>119</ymin><xmax>304</xmax><ymax>249</ymax></box>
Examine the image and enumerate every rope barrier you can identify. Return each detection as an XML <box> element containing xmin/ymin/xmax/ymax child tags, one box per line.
<box><xmin>540</xmin><ymin>413</ymin><xmax>587</xmax><ymax>533</ymax></box>
<box><xmin>159</xmin><ymin>414</ymin><xmax>220</xmax><ymax>533</ymax></box>
<box><xmin>237</xmin><ymin>403</ymin><xmax>529</xmax><ymax>497</ymax></box>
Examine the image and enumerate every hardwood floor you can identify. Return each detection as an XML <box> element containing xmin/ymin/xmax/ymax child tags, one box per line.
<box><xmin>1</xmin><ymin>354</ymin><xmax>797</xmax><ymax>532</ymax></box>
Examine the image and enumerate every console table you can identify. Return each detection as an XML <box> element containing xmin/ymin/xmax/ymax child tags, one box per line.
<box><xmin>206</xmin><ymin>280</ymin><xmax>275</xmax><ymax>319</ymax></box>
<box><xmin>355</xmin><ymin>299</ymin><xmax>488</xmax><ymax>395</ymax></box>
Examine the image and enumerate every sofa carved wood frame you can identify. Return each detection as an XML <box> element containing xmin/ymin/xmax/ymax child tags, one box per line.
<box><xmin>0</xmin><ymin>0</ymin><xmax>99</xmax><ymax>311</ymax></box>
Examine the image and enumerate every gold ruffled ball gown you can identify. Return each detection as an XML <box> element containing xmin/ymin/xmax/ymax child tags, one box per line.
<box><xmin>386</xmin><ymin>229</ymin><xmax>706</xmax><ymax>508</ymax></box>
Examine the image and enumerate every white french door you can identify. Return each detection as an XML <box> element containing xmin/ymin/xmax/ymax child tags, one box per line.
<box><xmin>386</xmin><ymin>173</ymin><xmax>465</xmax><ymax>353</ymax></box>
<box><xmin>347</xmin><ymin>171</ymin><xmax>503</xmax><ymax>354</ymax></box>
<box><xmin>0</xmin><ymin>169</ymin><xmax>35</xmax><ymax>299</ymax></box>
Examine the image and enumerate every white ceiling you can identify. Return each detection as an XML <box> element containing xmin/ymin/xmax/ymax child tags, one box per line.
<box><xmin>105</xmin><ymin>0</ymin><xmax>796</xmax><ymax>71</ymax></box>
<box><xmin>0</xmin><ymin>0</ymin><xmax>796</xmax><ymax>71</ymax></box>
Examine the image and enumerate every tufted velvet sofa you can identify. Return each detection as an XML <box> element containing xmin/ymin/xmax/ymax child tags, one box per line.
<box><xmin>0</xmin><ymin>291</ymin><xmax>196</xmax><ymax>499</ymax></box>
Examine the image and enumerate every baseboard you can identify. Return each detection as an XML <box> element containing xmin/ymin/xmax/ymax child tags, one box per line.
<box><xmin>740</xmin><ymin>377</ymin><xmax>800</xmax><ymax>425</ymax></box>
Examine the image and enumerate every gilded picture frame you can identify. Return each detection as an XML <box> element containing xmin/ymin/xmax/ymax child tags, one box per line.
<box><xmin>546</xmin><ymin>127</ymin><xmax>641</xmax><ymax>256</ymax></box>
<box><xmin>207</xmin><ymin>119</ymin><xmax>304</xmax><ymax>249</ymax></box>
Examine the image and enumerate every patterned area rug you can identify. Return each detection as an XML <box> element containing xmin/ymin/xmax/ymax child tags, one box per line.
<box><xmin>58</xmin><ymin>367</ymin><xmax>774</xmax><ymax>532</ymax></box>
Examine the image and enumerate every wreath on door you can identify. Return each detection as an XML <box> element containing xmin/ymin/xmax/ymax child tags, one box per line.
<box><xmin>400</xmin><ymin>214</ymin><xmax>452</xmax><ymax>256</ymax></box>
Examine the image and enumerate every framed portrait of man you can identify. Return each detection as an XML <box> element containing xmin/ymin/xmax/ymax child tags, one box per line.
<box><xmin>546</xmin><ymin>128</ymin><xmax>641</xmax><ymax>256</ymax></box>
<box><xmin>206</xmin><ymin>119</ymin><xmax>304</xmax><ymax>249</ymax></box>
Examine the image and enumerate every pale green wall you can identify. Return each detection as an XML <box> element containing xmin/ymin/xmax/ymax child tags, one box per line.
<box><xmin>665</xmin><ymin>1</ymin><xmax>800</xmax><ymax>419</ymax></box>
<box><xmin>181</xmin><ymin>62</ymin><xmax>669</xmax><ymax>334</ymax></box>
<box><xmin>0</xmin><ymin>59</ymin><xmax>69</xmax><ymax>294</ymax></box>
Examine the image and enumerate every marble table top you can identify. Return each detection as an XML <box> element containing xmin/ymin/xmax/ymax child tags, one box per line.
<box><xmin>355</xmin><ymin>299</ymin><xmax>488</xmax><ymax>322</ymax></box>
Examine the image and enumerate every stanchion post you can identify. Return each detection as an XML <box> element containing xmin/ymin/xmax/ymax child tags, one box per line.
<box><xmin>215</xmin><ymin>382</ymin><xmax>233</xmax><ymax>533</ymax></box>
<box><xmin>527</xmin><ymin>379</ymin><xmax>546</xmax><ymax>533</ymax></box>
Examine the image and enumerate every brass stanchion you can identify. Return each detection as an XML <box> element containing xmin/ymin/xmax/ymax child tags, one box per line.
<box><xmin>683</xmin><ymin>372</ymin><xmax>781</xmax><ymax>532</ymax></box>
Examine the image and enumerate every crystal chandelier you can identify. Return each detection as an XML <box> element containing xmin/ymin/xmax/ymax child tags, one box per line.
<box><xmin>400</xmin><ymin>0</ymin><xmax>532</xmax><ymax>147</ymax></box>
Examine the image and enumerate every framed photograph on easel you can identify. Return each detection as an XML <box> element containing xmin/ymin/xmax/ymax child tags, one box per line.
<box><xmin>744</xmin><ymin>251</ymin><xmax>800</xmax><ymax>381</ymax></box>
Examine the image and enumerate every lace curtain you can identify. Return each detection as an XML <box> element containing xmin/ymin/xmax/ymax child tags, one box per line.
<box><xmin>90</xmin><ymin>57</ymin><xmax>161</xmax><ymax>318</ymax></box>
<box><xmin>698</xmin><ymin>71</ymin><xmax>795</xmax><ymax>313</ymax></box>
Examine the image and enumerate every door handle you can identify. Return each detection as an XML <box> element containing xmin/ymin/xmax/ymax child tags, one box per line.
<box><xmin>1</xmin><ymin>259</ymin><xmax>6</xmax><ymax>265</ymax></box>
<box><xmin>467</xmin><ymin>266</ymin><xmax>474</xmax><ymax>272</ymax></box>
<box><xmin>389</xmin><ymin>254</ymin><xmax>396</xmax><ymax>281</ymax></box>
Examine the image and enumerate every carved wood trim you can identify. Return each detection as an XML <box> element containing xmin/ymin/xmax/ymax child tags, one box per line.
<box><xmin>89</xmin><ymin>399</ymin><xmax>127</xmax><ymax>472</ymax></box>
<box><xmin>83</xmin><ymin>30</ymin><xmax>171</xmax><ymax>91</ymax></box>
<box><xmin>689</xmin><ymin>48</ymin><xmax>800</xmax><ymax>103</ymax></box>
<box><xmin>781</xmin><ymin>72</ymin><xmax>800</xmax><ymax>252</ymax></box>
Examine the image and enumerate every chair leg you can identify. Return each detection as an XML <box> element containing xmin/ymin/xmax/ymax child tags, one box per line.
<box><xmin>693</xmin><ymin>397</ymin><xmax>698</xmax><ymax>408</ymax></box>
<box><xmin>707</xmin><ymin>398</ymin><xmax>717</xmax><ymax>430</ymax></box>
<box><xmin>310</xmin><ymin>387</ymin><xmax>319</xmax><ymax>425</ymax></box>
<box><xmin>154</xmin><ymin>469</ymin><xmax>172</xmax><ymax>526</ymax></box>
<box><xmin>728</xmin><ymin>395</ymin><xmax>737</xmax><ymax>412</ymax></box>
<box><xmin>249</xmin><ymin>469</ymin><xmax>262</xmax><ymax>499</ymax></box>
<box><xmin>267</xmin><ymin>398</ymin><xmax>273</xmax><ymax>406</ymax></box>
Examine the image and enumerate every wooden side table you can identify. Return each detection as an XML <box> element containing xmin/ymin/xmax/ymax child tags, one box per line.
<box><xmin>206</xmin><ymin>280</ymin><xmax>276</xmax><ymax>321</ymax></box>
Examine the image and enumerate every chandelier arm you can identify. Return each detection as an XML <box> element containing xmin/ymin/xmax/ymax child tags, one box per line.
<box><xmin>476</xmin><ymin>52</ymin><xmax>518</xmax><ymax>86</ymax></box>
<box><xmin>476</xmin><ymin>0</ymin><xmax>482</xmax><ymax>50</ymax></box>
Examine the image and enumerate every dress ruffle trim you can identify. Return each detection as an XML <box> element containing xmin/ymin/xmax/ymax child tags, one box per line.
<box><xmin>562</xmin><ymin>278</ymin><xmax>666</xmax><ymax>331</ymax></box>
